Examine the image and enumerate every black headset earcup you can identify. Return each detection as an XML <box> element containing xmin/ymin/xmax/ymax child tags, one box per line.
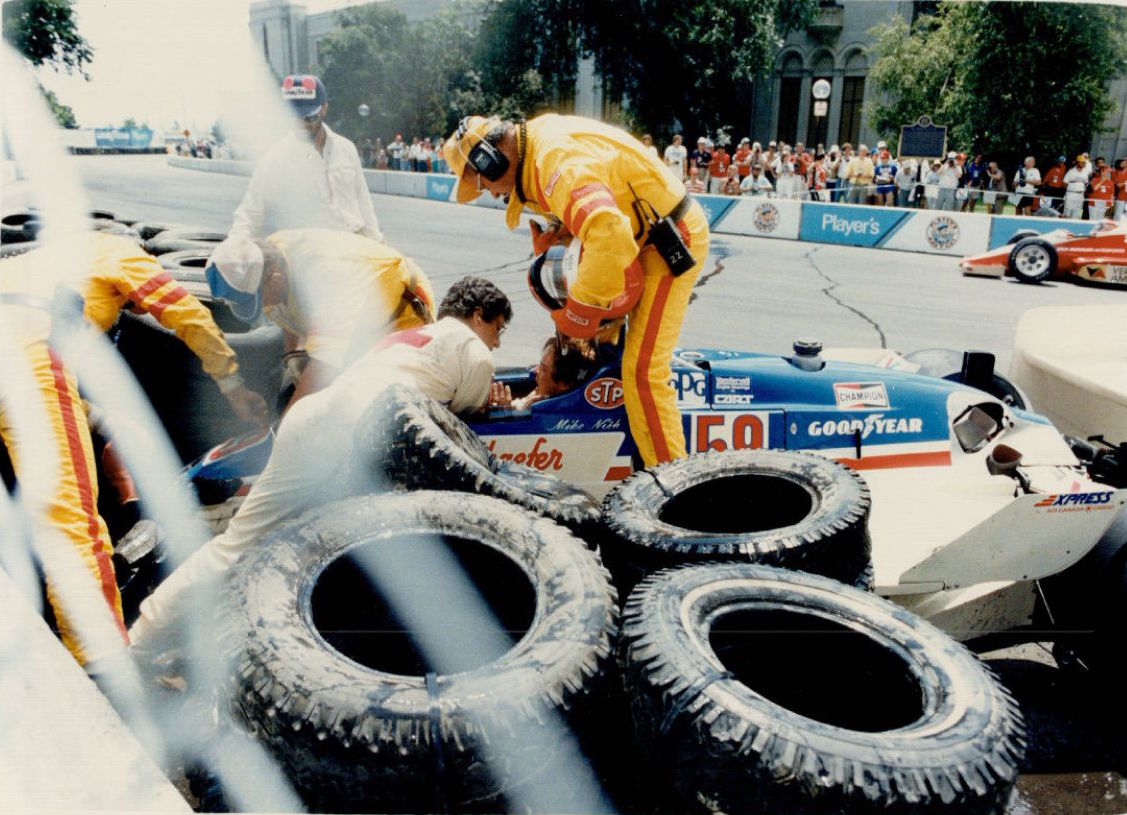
<box><xmin>469</xmin><ymin>139</ymin><xmax>509</xmax><ymax>181</ymax></box>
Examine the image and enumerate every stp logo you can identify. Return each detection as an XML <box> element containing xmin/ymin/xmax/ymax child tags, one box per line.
<box><xmin>584</xmin><ymin>377</ymin><xmax>625</xmax><ymax>410</ymax></box>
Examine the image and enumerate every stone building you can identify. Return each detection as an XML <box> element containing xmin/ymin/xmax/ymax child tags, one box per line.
<box><xmin>250</xmin><ymin>0</ymin><xmax>1126</xmax><ymax>159</ymax></box>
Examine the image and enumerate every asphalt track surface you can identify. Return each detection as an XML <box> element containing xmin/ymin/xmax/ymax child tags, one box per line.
<box><xmin>69</xmin><ymin>154</ymin><xmax>1127</xmax><ymax>815</ymax></box>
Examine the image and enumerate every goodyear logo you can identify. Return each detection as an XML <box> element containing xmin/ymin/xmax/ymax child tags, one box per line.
<box><xmin>584</xmin><ymin>377</ymin><xmax>624</xmax><ymax>410</ymax></box>
<box><xmin>1034</xmin><ymin>492</ymin><xmax>1114</xmax><ymax>509</ymax></box>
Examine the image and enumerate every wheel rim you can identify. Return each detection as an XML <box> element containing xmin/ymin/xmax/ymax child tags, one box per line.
<box><xmin>1015</xmin><ymin>245</ymin><xmax>1050</xmax><ymax>276</ymax></box>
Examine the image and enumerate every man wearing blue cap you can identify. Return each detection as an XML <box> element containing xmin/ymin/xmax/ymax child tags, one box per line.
<box><xmin>229</xmin><ymin>74</ymin><xmax>382</xmax><ymax>243</ymax></box>
<box><xmin>206</xmin><ymin>229</ymin><xmax>436</xmax><ymax>408</ymax></box>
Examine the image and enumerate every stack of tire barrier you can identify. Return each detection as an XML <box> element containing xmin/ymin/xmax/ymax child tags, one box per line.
<box><xmin>0</xmin><ymin>208</ymin><xmax>139</xmax><ymax>258</ymax></box>
<box><xmin>209</xmin><ymin>390</ymin><xmax>1025</xmax><ymax>815</ymax></box>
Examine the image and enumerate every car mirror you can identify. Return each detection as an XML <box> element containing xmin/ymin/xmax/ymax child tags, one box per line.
<box><xmin>953</xmin><ymin>403</ymin><xmax>1004</xmax><ymax>453</ymax></box>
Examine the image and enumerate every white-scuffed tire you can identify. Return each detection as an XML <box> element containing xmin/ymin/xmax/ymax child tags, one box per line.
<box><xmin>620</xmin><ymin>563</ymin><xmax>1026</xmax><ymax>815</ymax></box>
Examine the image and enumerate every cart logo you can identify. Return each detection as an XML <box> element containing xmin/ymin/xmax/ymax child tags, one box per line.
<box><xmin>925</xmin><ymin>216</ymin><xmax>959</xmax><ymax>250</ymax></box>
<box><xmin>715</xmin><ymin>394</ymin><xmax>754</xmax><ymax>405</ymax></box>
<box><xmin>1033</xmin><ymin>491</ymin><xmax>1114</xmax><ymax>510</ymax></box>
<box><xmin>833</xmin><ymin>382</ymin><xmax>889</xmax><ymax>410</ymax></box>
<box><xmin>754</xmin><ymin>203</ymin><xmax>779</xmax><ymax>233</ymax></box>
<box><xmin>584</xmin><ymin>377</ymin><xmax>624</xmax><ymax>409</ymax></box>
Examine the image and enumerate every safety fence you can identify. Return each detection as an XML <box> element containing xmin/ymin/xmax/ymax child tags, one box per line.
<box><xmin>170</xmin><ymin>157</ymin><xmax>1108</xmax><ymax>257</ymax></box>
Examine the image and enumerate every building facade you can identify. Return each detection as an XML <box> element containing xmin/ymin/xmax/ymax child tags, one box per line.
<box><xmin>251</xmin><ymin>0</ymin><xmax>1126</xmax><ymax>159</ymax></box>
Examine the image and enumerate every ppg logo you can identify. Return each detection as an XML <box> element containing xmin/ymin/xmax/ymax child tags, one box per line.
<box><xmin>584</xmin><ymin>378</ymin><xmax>625</xmax><ymax>410</ymax></box>
<box><xmin>673</xmin><ymin>370</ymin><xmax>708</xmax><ymax>407</ymax></box>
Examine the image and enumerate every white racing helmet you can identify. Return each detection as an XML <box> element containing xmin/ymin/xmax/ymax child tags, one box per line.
<box><xmin>528</xmin><ymin>238</ymin><xmax>644</xmax><ymax>318</ymax></box>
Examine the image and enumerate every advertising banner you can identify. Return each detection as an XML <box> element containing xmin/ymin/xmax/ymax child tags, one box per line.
<box><xmin>93</xmin><ymin>127</ymin><xmax>154</xmax><ymax>149</ymax></box>
<box><xmin>709</xmin><ymin>198</ymin><xmax>802</xmax><ymax>240</ymax></box>
<box><xmin>692</xmin><ymin>194</ymin><xmax>740</xmax><ymax>230</ymax></box>
<box><xmin>426</xmin><ymin>174</ymin><xmax>456</xmax><ymax>202</ymax></box>
<box><xmin>798</xmin><ymin>202</ymin><xmax>913</xmax><ymax>248</ymax></box>
<box><xmin>880</xmin><ymin>210</ymin><xmax>992</xmax><ymax>255</ymax></box>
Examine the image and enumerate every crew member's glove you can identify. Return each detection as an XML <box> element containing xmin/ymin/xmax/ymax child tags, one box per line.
<box><xmin>551</xmin><ymin>295</ymin><xmax>607</xmax><ymax>340</ymax></box>
<box><xmin>529</xmin><ymin>220</ymin><xmax>569</xmax><ymax>255</ymax></box>
<box><xmin>218</xmin><ymin>374</ymin><xmax>269</xmax><ymax>426</ymax></box>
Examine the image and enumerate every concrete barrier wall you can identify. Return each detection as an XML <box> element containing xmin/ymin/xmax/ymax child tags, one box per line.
<box><xmin>171</xmin><ymin>157</ymin><xmax>1101</xmax><ymax>256</ymax></box>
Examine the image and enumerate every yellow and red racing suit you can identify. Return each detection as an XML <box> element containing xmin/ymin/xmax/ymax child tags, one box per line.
<box><xmin>0</xmin><ymin>233</ymin><xmax>241</xmax><ymax>664</ymax></box>
<box><xmin>507</xmin><ymin>114</ymin><xmax>710</xmax><ymax>466</ymax></box>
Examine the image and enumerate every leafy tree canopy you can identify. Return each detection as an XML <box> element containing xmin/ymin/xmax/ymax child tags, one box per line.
<box><xmin>2</xmin><ymin>0</ymin><xmax>92</xmax><ymax>76</ymax></box>
<box><xmin>867</xmin><ymin>2</ymin><xmax>1127</xmax><ymax>171</ymax></box>
<box><xmin>575</xmin><ymin>0</ymin><xmax>817</xmax><ymax>138</ymax></box>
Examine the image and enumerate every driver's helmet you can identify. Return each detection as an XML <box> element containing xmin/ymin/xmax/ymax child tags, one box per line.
<box><xmin>528</xmin><ymin>238</ymin><xmax>643</xmax><ymax>318</ymax></box>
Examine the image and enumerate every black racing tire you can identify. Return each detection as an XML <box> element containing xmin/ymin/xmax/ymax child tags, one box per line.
<box><xmin>157</xmin><ymin>248</ymin><xmax>212</xmax><ymax>281</ymax></box>
<box><xmin>112</xmin><ymin>311</ymin><xmax>282</xmax><ymax>462</ymax></box>
<box><xmin>619</xmin><ymin>563</ymin><xmax>1026</xmax><ymax>815</ymax></box>
<box><xmin>1007</xmin><ymin>237</ymin><xmax>1058</xmax><ymax>283</ymax></box>
<box><xmin>599</xmin><ymin>449</ymin><xmax>872</xmax><ymax>594</ymax></box>
<box><xmin>130</xmin><ymin>222</ymin><xmax>174</xmax><ymax>241</ymax></box>
<box><xmin>1006</xmin><ymin>229</ymin><xmax>1039</xmax><ymax>245</ymax></box>
<box><xmin>358</xmin><ymin>384</ymin><xmax>601</xmax><ymax>532</ymax></box>
<box><xmin>143</xmin><ymin>228</ymin><xmax>226</xmax><ymax>256</ymax></box>
<box><xmin>0</xmin><ymin>239</ymin><xmax>40</xmax><ymax>259</ymax></box>
<box><xmin>219</xmin><ymin>491</ymin><xmax>618</xmax><ymax>813</ymax></box>
<box><xmin>1</xmin><ymin>211</ymin><xmax>42</xmax><ymax>243</ymax></box>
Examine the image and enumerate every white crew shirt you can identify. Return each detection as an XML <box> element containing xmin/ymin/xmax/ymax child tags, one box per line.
<box><xmin>230</xmin><ymin>124</ymin><xmax>382</xmax><ymax>242</ymax></box>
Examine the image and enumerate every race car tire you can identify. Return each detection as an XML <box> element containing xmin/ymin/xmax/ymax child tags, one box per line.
<box><xmin>112</xmin><ymin>311</ymin><xmax>282</xmax><ymax>462</ymax></box>
<box><xmin>130</xmin><ymin>222</ymin><xmax>174</xmax><ymax>241</ymax></box>
<box><xmin>599</xmin><ymin>449</ymin><xmax>872</xmax><ymax>593</ymax></box>
<box><xmin>358</xmin><ymin>384</ymin><xmax>601</xmax><ymax>533</ymax></box>
<box><xmin>143</xmin><ymin>228</ymin><xmax>226</xmax><ymax>256</ymax></box>
<box><xmin>1</xmin><ymin>211</ymin><xmax>41</xmax><ymax>243</ymax></box>
<box><xmin>619</xmin><ymin>563</ymin><xmax>1026</xmax><ymax>815</ymax></box>
<box><xmin>1008</xmin><ymin>237</ymin><xmax>1058</xmax><ymax>284</ymax></box>
<box><xmin>0</xmin><ymin>239</ymin><xmax>39</xmax><ymax>259</ymax></box>
<box><xmin>1006</xmin><ymin>229</ymin><xmax>1039</xmax><ymax>245</ymax></box>
<box><xmin>218</xmin><ymin>491</ymin><xmax>618</xmax><ymax>813</ymax></box>
<box><xmin>157</xmin><ymin>249</ymin><xmax>212</xmax><ymax>281</ymax></box>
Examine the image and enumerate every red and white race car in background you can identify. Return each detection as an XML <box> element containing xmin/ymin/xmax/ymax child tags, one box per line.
<box><xmin>961</xmin><ymin>219</ymin><xmax>1127</xmax><ymax>285</ymax></box>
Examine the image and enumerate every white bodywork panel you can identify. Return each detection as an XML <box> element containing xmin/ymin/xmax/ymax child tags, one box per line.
<box><xmin>1009</xmin><ymin>304</ymin><xmax>1127</xmax><ymax>442</ymax></box>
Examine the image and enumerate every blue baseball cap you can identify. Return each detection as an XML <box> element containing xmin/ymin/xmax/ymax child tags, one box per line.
<box><xmin>206</xmin><ymin>237</ymin><xmax>264</xmax><ymax>323</ymax></box>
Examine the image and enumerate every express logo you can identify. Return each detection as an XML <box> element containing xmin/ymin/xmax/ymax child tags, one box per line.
<box><xmin>1033</xmin><ymin>492</ymin><xmax>1114</xmax><ymax>509</ymax></box>
<box><xmin>925</xmin><ymin>216</ymin><xmax>960</xmax><ymax>250</ymax></box>
<box><xmin>584</xmin><ymin>377</ymin><xmax>624</xmax><ymax>409</ymax></box>
<box><xmin>833</xmin><ymin>382</ymin><xmax>889</xmax><ymax>410</ymax></box>
<box><xmin>753</xmin><ymin>203</ymin><xmax>779</xmax><ymax>233</ymax></box>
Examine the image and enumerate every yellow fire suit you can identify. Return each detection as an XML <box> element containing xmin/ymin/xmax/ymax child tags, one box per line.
<box><xmin>261</xmin><ymin>229</ymin><xmax>436</xmax><ymax>371</ymax></box>
<box><xmin>0</xmin><ymin>233</ymin><xmax>241</xmax><ymax>664</ymax></box>
<box><xmin>507</xmin><ymin>114</ymin><xmax>710</xmax><ymax>465</ymax></box>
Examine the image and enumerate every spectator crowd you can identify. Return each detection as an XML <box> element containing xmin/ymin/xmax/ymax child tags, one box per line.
<box><xmin>658</xmin><ymin>132</ymin><xmax>1127</xmax><ymax>221</ymax></box>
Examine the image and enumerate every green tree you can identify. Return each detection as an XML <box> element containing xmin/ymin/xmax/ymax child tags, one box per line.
<box><xmin>39</xmin><ymin>84</ymin><xmax>75</xmax><ymax>127</ymax></box>
<box><xmin>3</xmin><ymin>0</ymin><xmax>92</xmax><ymax>127</ymax></box>
<box><xmin>2</xmin><ymin>0</ymin><xmax>91</xmax><ymax>74</ymax></box>
<box><xmin>867</xmin><ymin>2</ymin><xmax>1127</xmax><ymax>172</ymax></box>
<box><xmin>575</xmin><ymin>0</ymin><xmax>818</xmax><ymax>137</ymax></box>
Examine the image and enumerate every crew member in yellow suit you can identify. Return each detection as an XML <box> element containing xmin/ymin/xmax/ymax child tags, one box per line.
<box><xmin>0</xmin><ymin>231</ymin><xmax>266</xmax><ymax>667</ymax></box>
<box><xmin>442</xmin><ymin>114</ymin><xmax>709</xmax><ymax>465</ymax></box>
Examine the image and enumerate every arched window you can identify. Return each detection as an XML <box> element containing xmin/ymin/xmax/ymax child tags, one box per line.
<box><xmin>776</xmin><ymin>53</ymin><xmax>804</xmax><ymax>145</ymax></box>
<box><xmin>839</xmin><ymin>50</ymin><xmax>868</xmax><ymax>147</ymax></box>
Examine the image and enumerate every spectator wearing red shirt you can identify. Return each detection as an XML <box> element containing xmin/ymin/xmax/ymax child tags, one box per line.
<box><xmin>793</xmin><ymin>141</ymin><xmax>812</xmax><ymax>179</ymax></box>
<box><xmin>708</xmin><ymin>143</ymin><xmax>731</xmax><ymax>194</ymax></box>
<box><xmin>733</xmin><ymin>138</ymin><xmax>753</xmax><ymax>179</ymax></box>
<box><xmin>1041</xmin><ymin>156</ymin><xmax>1068</xmax><ymax>212</ymax></box>
<box><xmin>1113</xmin><ymin>158</ymin><xmax>1127</xmax><ymax>221</ymax></box>
<box><xmin>1089</xmin><ymin>164</ymin><xmax>1115</xmax><ymax>221</ymax></box>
